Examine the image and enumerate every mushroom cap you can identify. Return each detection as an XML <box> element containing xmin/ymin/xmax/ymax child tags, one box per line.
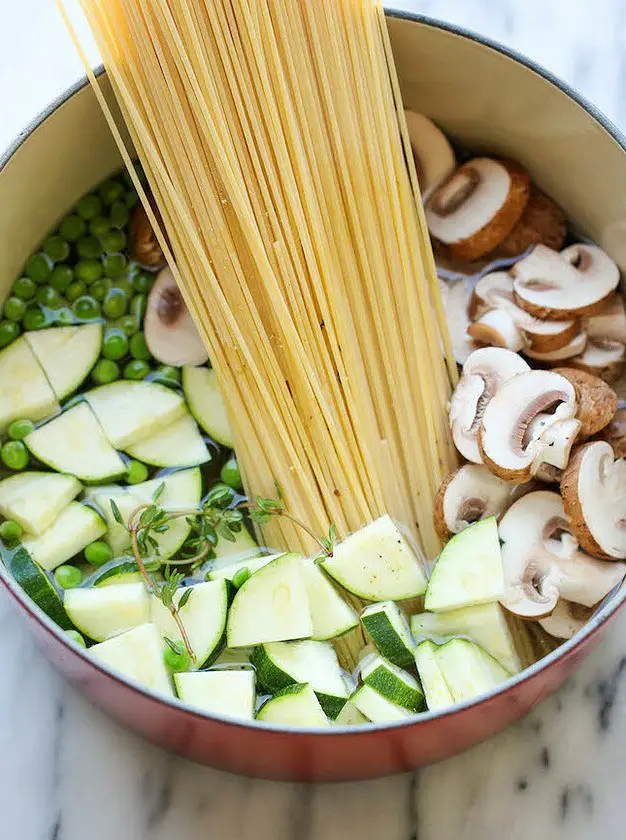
<box><xmin>569</xmin><ymin>338</ymin><xmax>626</xmax><ymax>383</ymax></box>
<box><xmin>495</xmin><ymin>186</ymin><xmax>567</xmax><ymax>258</ymax></box>
<box><xmin>596</xmin><ymin>407</ymin><xmax>626</xmax><ymax>458</ymax></box>
<box><xmin>478</xmin><ymin>369</ymin><xmax>577</xmax><ymax>482</ymax></box>
<box><xmin>404</xmin><ymin>110</ymin><xmax>456</xmax><ymax>200</ymax></box>
<box><xmin>144</xmin><ymin>266</ymin><xmax>209</xmax><ymax>367</ymax></box>
<box><xmin>512</xmin><ymin>243</ymin><xmax>620</xmax><ymax>320</ymax></box>
<box><xmin>552</xmin><ymin>367</ymin><xmax>618</xmax><ymax>438</ymax></box>
<box><xmin>426</xmin><ymin>158</ymin><xmax>531</xmax><ymax>261</ymax></box>
<box><xmin>534</xmin><ymin>463</ymin><xmax>563</xmax><ymax>484</ymax></box>
<box><xmin>449</xmin><ymin>347</ymin><xmax>530</xmax><ymax>463</ymax></box>
<box><xmin>129</xmin><ymin>203</ymin><xmax>166</xmax><ymax>270</ymax></box>
<box><xmin>561</xmin><ymin>441</ymin><xmax>626</xmax><ymax>560</ymax></box>
<box><xmin>439</xmin><ymin>280</ymin><xmax>480</xmax><ymax>365</ymax></box>
<box><xmin>433</xmin><ymin>464</ymin><xmax>514</xmax><ymax>542</ymax></box>
<box><xmin>584</xmin><ymin>294</ymin><xmax>626</xmax><ymax>345</ymax></box>
<box><xmin>538</xmin><ymin>600</ymin><xmax>592</xmax><ymax>640</ymax></box>
<box><xmin>467</xmin><ymin>308</ymin><xmax>524</xmax><ymax>352</ymax></box>
<box><xmin>499</xmin><ymin>490</ymin><xmax>625</xmax><ymax>618</ymax></box>
<box><xmin>524</xmin><ymin>331</ymin><xmax>588</xmax><ymax>363</ymax></box>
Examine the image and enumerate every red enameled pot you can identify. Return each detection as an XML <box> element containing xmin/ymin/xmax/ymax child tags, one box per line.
<box><xmin>1</xmin><ymin>11</ymin><xmax>625</xmax><ymax>782</ymax></box>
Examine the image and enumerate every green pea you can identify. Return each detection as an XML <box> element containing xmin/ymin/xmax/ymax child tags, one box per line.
<box><xmin>1</xmin><ymin>441</ymin><xmax>29</xmax><ymax>471</ymax></box>
<box><xmin>90</xmin><ymin>279</ymin><xmax>110</xmax><ymax>302</ymax></box>
<box><xmin>133</xmin><ymin>271</ymin><xmax>154</xmax><ymax>294</ymax></box>
<box><xmin>102</xmin><ymin>253</ymin><xmax>127</xmax><ymax>279</ymax></box>
<box><xmin>76</xmin><ymin>236</ymin><xmax>103</xmax><ymax>260</ymax></box>
<box><xmin>54</xmin><ymin>564</ymin><xmax>82</xmax><ymax>589</ymax></box>
<box><xmin>89</xmin><ymin>215</ymin><xmax>111</xmax><ymax>238</ymax></box>
<box><xmin>100</xmin><ymin>229</ymin><xmax>126</xmax><ymax>254</ymax></box>
<box><xmin>3</xmin><ymin>296</ymin><xmax>26</xmax><ymax>322</ymax></box>
<box><xmin>84</xmin><ymin>540</ymin><xmax>113</xmax><ymax>567</ymax></box>
<box><xmin>66</xmin><ymin>281</ymin><xmax>87</xmax><ymax>303</ymax></box>
<box><xmin>0</xmin><ymin>320</ymin><xmax>20</xmax><ymax>346</ymax></box>
<box><xmin>43</xmin><ymin>235</ymin><xmax>70</xmax><ymax>263</ymax></box>
<box><xmin>76</xmin><ymin>194</ymin><xmax>103</xmax><ymax>221</ymax></box>
<box><xmin>8</xmin><ymin>419</ymin><xmax>34</xmax><ymax>441</ymax></box>
<box><xmin>101</xmin><ymin>327</ymin><xmax>129</xmax><ymax>361</ymax></box>
<box><xmin>220</xmin><ymin>457</ymin><xmax>242</xmax><ymax>490</ymax></box>
<box><xmin>126</xmin><ymin>459</ymin><xmax>149</xmax><ymax>485</ymax></box>
<box><xmin>125</xmin><ymin>190</ymin><xmax>139</xmax><ymax>209</ymax></box>
<box><xmin>50</xmin><ymin>265</ymin><xmax>73</xmax><ymax>292</ymax></box>
<box><xmin>204</xmin><ymin>482</ymin><xmax>236</xmax><ymax>509</ymax></box>
<box><xmin>99</xmin><ymin>179</ymin><xmax>125</xmax><ymax>206</ymax></box>
<box><xmin>0</xmin><ymin>520</ymin><xmax>23</xmax><ymax>543</ymax></box>
<box><xmin>113</xmin><ymin>277</ymin><xmax>133</xmax><ymax>297</ymax></box>
<box><xmin>103</xmin><ymin>288</ymin><xmax>128</xmax><ymax>319</ymax></box>
<box><xmin>12</xmin><ymin>276</ymin><xmax>36</xmax><ymax>301</ymax></box>
<box><xmin>130</xmin><ymin>293</ymin><xmax>147</xmax><ymax>325</ymax></box>
<box><xmin>72</xmin><ymin>295</ymin><xmax>101</xmax><ymax>321</ymax></box>
<box><xmin>163</xmin><ymin>643</ymin><xmax>190</xmax><ymax>673</ymax></box>
<box><xmin>123</xmin><ymin>360</ymin><xmax>150</xmax><ymax>380</ymax></box>
<box><xmin>74</xmin><ymin>259</ymin><xmax>103</xmax><ymax>285</ymax></box>
<box><xmin>53</xmin><ymin>307</ymin><xmax>75</xmax><ymax>327</ymax></box>
<box><xmin>22</xmin><ymin>307</ymin><xmax>46</xmax><ymax>331</ymax></box>
<box><xmin>25</xmin><ymin>253</ymin><xmax>53</xmax><ymax>284</ymax></box>
<box><xmin>109</xmin><ymin>200</ymin><xmax>130</xmax><ymax>229</ymax></box>
<box><xmin>58</xmin><ymin>214</ymin><xmax>86</xmax><ymax>242</ymax></box>
<box><xmin>91</xmin><ymin>358</ymin><xmax>120</xmax><ymax>385</ymax></box>
<box><xmin>151</xmin><ymin>365</ymin><xmax>180</xmax><ymax>389</ymax></box>
<box><xmin>129</xmin><ymin>331</ymin><xmax>151</xmax><ymax>361</ymax></box>
<box><xmin>35</xmin><ymin>286</ymin><xmax>60</xmax><ymax>308</ymax></box>
<box><xmin>117</xmin><ymin>314</ymin><xmax>139</xmax><ymax>336</ymax></box>
<box><xmin>232</xmin><ymin>567</ymin><xmax>251</xmax><ymax>589</ymax></box>
<box><xmin>65</xmin><ymin>629</ymin><xmax>87</xmax><ymax>647</ymax></box>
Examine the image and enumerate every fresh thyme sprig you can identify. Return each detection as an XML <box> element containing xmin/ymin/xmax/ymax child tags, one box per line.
<box><xmin>110</xmin><ymin>479</ymin><xmax>337</xmax><ymax>663</ymax></box>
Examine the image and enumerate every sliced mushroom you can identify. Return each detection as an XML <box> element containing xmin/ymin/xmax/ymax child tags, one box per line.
<box><xmin>496</xmin><ymin>186</ymin><xmax>567</xmax><ymax>258</ymax></box>
<box><xmin>524</xmin><ymin>331</ymin><xmax>588</xmax><ymax>363</ymax></box>
<box><xmin>426</xmin><ymin>158</ymin><xmax>531</xmax><ymax>261</ymax></box>
<box><xmin>468</xmin><ymin>308</ymin><xmax>524</xmax><ymax>352</ymax></box>
<box><xmin>512</xmin><ymin>243</ymin><xmax>620</xmax><ymax>320</ymax></box>
<box><xmin>498</xmin><ymin>490</ymin><xmax>625</xmax><ymax>618</ymax></box>
<box><xmin>439</xmin><ymin>279</ymin><xmax>480</xmax><ymax>365</ymax></box>
<box><xmin>404</xmin><ymin>110</ymin><xmax>456</xmax><ymax>200</ymax></box>
<box><xmin>433</xmin><ymin>464</ymin><xmax>514</xmax><ymax>541</ymax></box>
<box><xmin>449</xmin><ymin>347</ymin><xmax>530</xmax><ymax>463</ymax></box>
<box><xmin>595</xmin><ymin>407</ymin><xmax>626</xmax><ymax>458</ymax></box>
<box><xmin>584</xmin><ymin>295</ymin><xmax>626</xmax><ymax>344</ymax></box>
<box><xmin>526</xmin><ymin>415</ymin><xmax>581</xmax><ymax>469</ymax></box>
<box><xmin>534</xmin><ymin>463</ymin><xmax>563</xmax><ymax>484</ymax></box>
<box><xmin>470</xmin><ymin>271</ymin><xmax>579</xmax><ymax>353</ymax></box>
<box><xmin>569</xmin><ymin>338</ymin><xmax>626</xmax><ymax>383</ymax></box>
<box><xmin>561</xmin><ymin>441</ymin><xmax>626</xmax><ymax>560</ymax></box>
<box><xmin>552</xmin><ymin>367</ymin><xmax>618</xmax><ymax>438</ymax></box>
<box><xmin>129</xmin><ymin>203</ymin><xmax>166</xmax><ymax>270</ymax></box>
<box><xmin>478</xmin><ymin>369</ymin><xmax>577</xmax><ymax>482</ymax></box>
<box><xmin>144</xmin><ymin>266</ymin><xmax>209</xmax><ymax>366</ymax></box>
<box><xmin>538</xmin><ymin>600</ymin><xmax>593</xmax><ymax>640</ymax></box>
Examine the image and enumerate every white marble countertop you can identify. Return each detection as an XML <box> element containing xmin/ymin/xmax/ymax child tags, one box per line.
<box><xmin>2</xmin><ymin>1</ymin><xmax>626</xmax><ymax>838</ymax></box>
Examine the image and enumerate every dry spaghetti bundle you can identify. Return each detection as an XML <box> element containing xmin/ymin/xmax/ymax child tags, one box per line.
<box><xmin>60</xmin><ymin>0</ymin><xmax>457</xmax><ymax>561</ymax></box>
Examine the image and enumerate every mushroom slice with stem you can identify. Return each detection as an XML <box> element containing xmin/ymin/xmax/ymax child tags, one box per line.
<box><xmin>584</xmin><ymin>295</ymin><xmax>626</xmax><ymax>344</ymax></box>
<box><xmin>569</xmin><ymin>338</ymin><xmax>626</xmax><ymax>383</ymax></box>
<box><xmin>404</xmin><ymin>110</ymin><xmax>456</xmax><ymax>200</ymax></box>
<box><xmin>552</xmin><ymin>367</ymin><xmax>618</xmax><ymax>438</ymax></box>
<box><xmin>538</xmin><ymin>600</ymin><xmax>593</xmax><ymax>640</ymax></box>
<box><xmin>433</xmin><ymin>464</ymin><xmax>514</xmax><ymax>541</ymax></box>
<box><xmin>468</xmin><ymin>308</ymin><xmax>524</xmax><ymax>352</ymax></box>
<box><xmin>144</xmin><ymin>266</ymin><xmax>209</xmax><ymax>367</ymax></box>
<box><xmin>561</xmin><ymin>441</ymin><xmax>626</xmax><ymax>560</ymax></box>
<box><xmin>469</xmin><ymin>271</ymin><xmax>515</xmax><ymax>320</ymax></box>
<box><xmin>526</xmin><ymin>415</ymin><xmax>581</xmax><ymax>470</ymax></box>
<box><xmin>512</xmin><ymin>243</ymin><xmax>620</xmax><ymax>320</ymax></box>
<box><xmin>439</xmin><ymin>280</ymin><xmax>480</xmax><ymax>365</ymax></box>
<box><xmin>426</xmin><ymin>158</ymin><xmax>531</xmax><ymax>262</ymax></box>
<box><xmin>496</xmin><ymin>186</ymin><xmax>567</xmax><ymax>258</ymax></box>
<box><xmin>449</xmin><ymin>347</ymin><xmax>530</xmax><ymax>464</ymax></box>
<box><xmin>524</xmin><ymin>331</ymin><xmax>587</xmax><ymax>363</ymax></box>
<box><xmin>498</xmin><ymin>490</ymin><xmax>625</xmax><ymax>618</ymax></box>
<box><xmin>595</xmin><ymin>407</ymin><xmax>626</xmax><ymax>458</ymax></box>
<box><xmin>478</xmin><ymin>369</ymin><xmax>577</xmax><ymax>482</ymax></box>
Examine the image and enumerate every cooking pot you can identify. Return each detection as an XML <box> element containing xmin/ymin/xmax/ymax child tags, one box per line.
<box><xmin>1</xmin><ymin>10</ymin><xmax>625</xmax><ymax>782</ymax></box>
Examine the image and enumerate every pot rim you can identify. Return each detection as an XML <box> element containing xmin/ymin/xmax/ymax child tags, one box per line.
<box><xmin>1</xmin><ymin>9</ymin><xmax>625</xmax><ymax>737</ymax></box>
